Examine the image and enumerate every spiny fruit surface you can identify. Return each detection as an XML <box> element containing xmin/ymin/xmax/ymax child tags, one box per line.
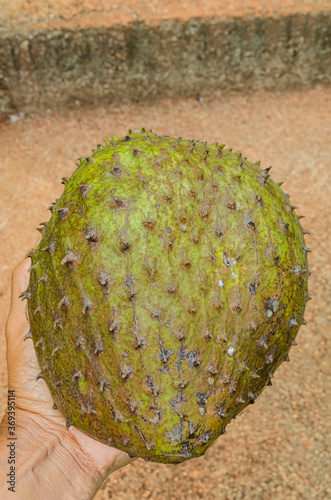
<box><xmin>26</xmin><ymin>130</ymin><xmax>310</xmax><ymax>463</ymax></box>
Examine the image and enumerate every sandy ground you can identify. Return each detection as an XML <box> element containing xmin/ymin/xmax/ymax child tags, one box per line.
<box><xmin>0</xmin><ymin>87</ymin><xmax>330</xmax><ymax>499</ymax></box>
<box><xmin>1</xmin><ymin>0</ymin><xmax>330</xmax><ymax>32</ymax></box>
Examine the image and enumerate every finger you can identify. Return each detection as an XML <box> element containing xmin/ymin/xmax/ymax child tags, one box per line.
<box><xmin>111</xmin><ymin>452</ymin><xmax>138</xmax><ymax>474</ymax></box>
<box><xmin>6</xmin><ymin>258</ymin><xmax>31</xmax><ymax>341</ymax></box>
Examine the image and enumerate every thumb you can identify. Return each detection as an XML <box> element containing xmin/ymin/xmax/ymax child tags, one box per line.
<box><xmin>6</xmin><ymin>258</ymin><xmax>31</xmax><ymax>345</ymax></box>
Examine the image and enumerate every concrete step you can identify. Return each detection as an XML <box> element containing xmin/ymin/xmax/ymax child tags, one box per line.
<box><xmin>0</xmin><ymin>1</ymin><xmax>330</xmax><ymax>118</ymax></box>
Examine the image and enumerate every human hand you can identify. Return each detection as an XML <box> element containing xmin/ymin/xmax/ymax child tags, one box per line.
<box><xmin>0</xmin><ymin>258</ymin><xmax>136</xmax><ymax>499</ymax></box>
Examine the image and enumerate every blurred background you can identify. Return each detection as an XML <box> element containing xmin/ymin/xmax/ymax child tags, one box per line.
<box><xmin>0</xmin><ymin>1</ymin><xmax>330</xmax><ymax>499</ymax></box>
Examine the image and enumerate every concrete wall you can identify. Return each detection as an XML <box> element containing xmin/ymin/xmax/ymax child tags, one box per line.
<box><xmin>1</xmin><ymin>11</ymin><xmax>331</xmax><ymax>118</ymax></box>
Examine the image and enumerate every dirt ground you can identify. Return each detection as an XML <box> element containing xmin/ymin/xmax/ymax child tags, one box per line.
<box><xmin>1</xmin><ymin>0</ymin><xmax>330</xmax><ymax>32</ymax></box>
<box><xmin>0</xmin><ymin>87</ymin><xmax>330</xmax><ymax>499</ymax></box>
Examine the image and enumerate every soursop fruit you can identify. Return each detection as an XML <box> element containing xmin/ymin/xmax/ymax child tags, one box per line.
<box><xmin>25</xmin><ymin>130</ymin><xmax>310</xmax><ymax>464</ymax></box>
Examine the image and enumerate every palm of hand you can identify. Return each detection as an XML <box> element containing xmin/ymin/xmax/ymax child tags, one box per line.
<box><xmin>5</xmin><ymin>258</ymin><xmax>135</xmax><ymax>477</ymax></box>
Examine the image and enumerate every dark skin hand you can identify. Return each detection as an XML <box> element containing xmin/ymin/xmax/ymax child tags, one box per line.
<box><xmin>0</xmin><ymin>259</ymin><xmax>136</xmax><ymax>499</ymax></box>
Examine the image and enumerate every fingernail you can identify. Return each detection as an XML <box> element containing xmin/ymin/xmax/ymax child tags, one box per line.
<box><xmin>25</xmin><ymin>303</ymin><xmax>30</xmax><ymax>322</ymax></box>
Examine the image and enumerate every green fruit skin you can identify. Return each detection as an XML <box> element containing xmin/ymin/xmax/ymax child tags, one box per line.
<box><xmin>27</xmin><ymin>130</ymin><xmax>309</xmax><ymax>464</ymax></box>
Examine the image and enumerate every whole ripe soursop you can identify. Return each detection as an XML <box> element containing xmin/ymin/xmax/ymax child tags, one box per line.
<box><xmin>25</xmin><ymin>130</ymin><xmax>310</xmax><ymax>464</ymax></box>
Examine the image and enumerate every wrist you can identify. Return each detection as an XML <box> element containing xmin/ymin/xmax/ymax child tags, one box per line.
<box><xmin>0</xmin><ymin>409</ymin><xmax>106</xmax><ymax>500</ymax></box>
